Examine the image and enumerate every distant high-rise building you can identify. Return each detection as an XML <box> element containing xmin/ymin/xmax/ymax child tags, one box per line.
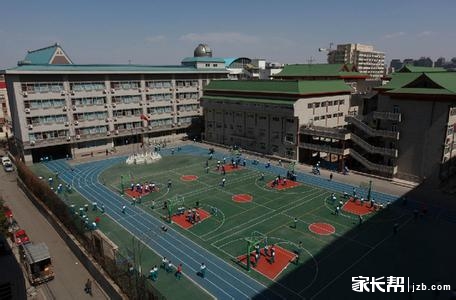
<box><xmin>327</xmin><ymin>43</ymin><xmax>385</xmax><ymax>78</ymax></box>
<box><xmin>390</xmin><ymin>59</ymin><xmax>403</xmax><ymax>71</ymax></box>
<box><xmin>403</xmin><ymin>58</ymin><xmax>414</xmax><ymax>65</ymax></box>
<box><xmin>435</xmin><ymin>57</ymin><xmax>446</xmax><ymax>67</ymax></box>
<box><xmin>414</xmin><ymin>57</ymin><xmax>433</xmax><ymax>67</ymax></box>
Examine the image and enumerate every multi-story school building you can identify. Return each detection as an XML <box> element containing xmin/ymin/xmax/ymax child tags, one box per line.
<box><xmin>201</xmin><ymin>80</ymin><xmax>352</xmax><ymax>160</ymax></box>
<box><xmin>3</xmin><ymin>44</ymin><xmax>228</xmax><ymax>162</ymax></box>
<box><xmin>202</xmin><ymin>65</ymin><xmax>456</xmax><ymax>183</ymax></box>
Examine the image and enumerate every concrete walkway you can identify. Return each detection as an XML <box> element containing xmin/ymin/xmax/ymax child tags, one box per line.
<box><xmin>0</xmin><ymin>169</ymin><xmax>109</xmax><ymax>300</ymax></box>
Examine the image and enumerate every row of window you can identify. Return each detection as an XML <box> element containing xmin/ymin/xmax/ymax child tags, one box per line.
<box><xmin>313</xmin><ymin>112</ymin><xmax>344</xmax><ymax>121</ymax></box>
<box><xmin>176</xmin><ymin>92</ymin><xmax>198</xmax><ymax>100</ymax></box>
<box><xmin>112</xmin><ymin>95</ymin><xmax>141</xmax><ymax>104</ymax></box>
<box><xmin>177</xmin><ymin>117</ymin><xmax>193</xmax><ymax>124</ymax></box>
<box><xmin>111</xmin><ymin>81</ymin><xmax>141</xmax><ymax>90</ymax></box>
<box><xmin>27</xmin><ymin>115</ymin><xmax>68</xmax><ymax>125</ymax></box>
<box><xmin>21</xmin><ymin>83</ymin><xmax>64</xmax><ymax>93</ymax></box>
<box><xmin>74</xmin><ymin>112</ymin><xmax>108</xmax><ymax>121</ymax></box>
<box><xmin>73</xmin><ymin>97</ymin><xmax>106</xmax><ymax>106</ymax></box>
<box><xmin>145</xmin><ymin>81</ymin><xmax>172</xmax><ymax>89</ymax></box>
<box><xmin>178</xmin><ymin>104</ymin><xmax>199</xmax><ymax>112</ymax></box>
<box><xmin>149</xmin><ymin>118</ymin><xmax>173</xmax><ymax>127</ymax></box>
<box><xmin>114</xmin><ymin>122</ymin><xmax>142</xmax><ymax>130</ymax></box>
<box><xmin>25</xmin><ymin>98</ymin><xmax>66</xmax><ymax>109</ymax></box>
<box><xmin>70</xmin><ymin>82</ymin><xmax>105</xmax><ymax>92</ymax></box>
<box><xmin>176</xmin><ymin>80</ymin><xmax>198</xmax><ymax>87</ymax></box>
<box><xmin>113</xmin><ymin>109</ymin><xmax>142</xmax><ymax>117</ymax></box>
<box><xmin>148</xmin><ymin>107</ymin><xmax>172</xmax><ymax>114</ymax></box>
<box><xmin>146</xmin><ymin>93</ymin><xmax>172</xmax><ymax>102</ymax></box>
<box><xmin>308</xmin><ymin>99</ymin><xmax>345</xmax><ymax>109</ymax></box>
<box><xmin>28</xmin><ymin>130</ymin><xmax>69</xmax><ymax>141</ymax></box>
<box><xmin>75</xmin><ymin>126</ymin><xmax>108</xmax><ymax>135</ymax></box>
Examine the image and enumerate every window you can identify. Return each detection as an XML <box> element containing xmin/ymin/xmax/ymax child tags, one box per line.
<box><xmin>272</xmin><ymin>117</ymin><xmax>280</xmax><ymax>122</ymax></box>
<box><xmin>315</xmin><ymin>103</ymin><xmax>320</xmax><ymax>108</ymax></box>
<box><xmin>339</xmin><ymin>100</ymin><xmax>345</xmax><ymax>105</ymax></box>
<box><xmin>327</xmin><ymin>115</ymin><xmax>332</xmax><ymax>119</ymax></box>
<box><xmin>212</xmin><ymin>64</ymin><xmax>218</xmax><ymax>67</ymax></box>
<box><xmin>320</xmin><ymin>115</ymin><xmax>325</xmax><ymax>120</ymax></box>
<box><xmin>285</xmin><ymin>133</ymin><xmax>294</xmax><ymax>142</ymax></box>
<box><xmin>308</xmin><ymin>103</ymin><xmax>313</xmax><ymax>109</ymax></box>
<box><xmin>338</xmin><ymin>112</ymin><xmax>343</xmax><ymax>117</ymax></box>
<box><xmin>333</xmin><ymin>113</ymin><xmax>338</xmax><ymax>118</ymax></box>
<box><xmin>321</xmin><ymin>102</ymin><xmax>327</xmax><ymax>107</ymax></box>
<box><xmin>447</xmin><ymin>126</ymin><xmax>454</xmax><ymax>136</ymax></box>
<box><xmin>327</xmin><ymin>101</ymin><xmax>333</xmax><ymax>106</ymax></box>
<box><xmin>314</xmin><ymin>116</ymin><xmax>319</xmax><ymax>121</ymax></box>
<box><xmin>205</xmin><ymin>64</ymin><xmax>210</xmax><ymax>67</ymax></box>
<box><xmin>393</xmin><ymin>105</ymin><xmax>400</xmax><ymax>113</ymax></box>
<box><xmin>286</xmin><ymin>118</ymin><xmax>294</xmax><ymax>123</ymax></box>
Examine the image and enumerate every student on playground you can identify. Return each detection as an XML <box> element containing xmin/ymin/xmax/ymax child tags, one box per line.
<box><xmin>199</xmin><ymin>263</ymin><xmax>206</xmax><ymax>278</ymax></box>
<box><xmin>175</xmin><ymin>264</ymin><xmax>182</xmax><ymax>280</ymax></box>
<box><xmin>167</xmin><ymin>260</ymin><xmax>173</xmax><ymax>273</ymax></box>
<box><xmin>206</xmin><ymin>166</ymin><xmax>210</xmax><ymax>173</ymax></box>
<box><xmin>100</xmin><ymin>204</ymin><xmax>105</xmax><ymax>213</ymax></box>
<box><xmin>167</xmin><ymin>179</ymin><xmax>172</xmax><ymax>190</ymax></box>
<box><xmin>293</xmin><ymin>217</ymin><xmax>298</xmax><ymax>228</ymax></box>
<box><xmin>283</xmin><ymin>178</ymin><xmax>287</xmax><ymax>186</ymax></box>
<box><xmin>161</xmin><ymin>257</ymin><xmax>168</xmax><ymax>269</ymax></box>
<box><xmin>329</xmin><ymin>173</ymin><xmax>333</xmax><ymax>181</ymax></box>
<box><xmin>264</xmin><ymin>244</ymin><xmax>269</xmax><ymax>257</ymax></box>
<box><xmin>150</xmin><ymin>265</ymin><xmax>158</xmax><ymax>281</ymax></box>
<box><xmin>260</xmin><ymin>173</ymin><xmax>265</xmax><ymax>181</ymax></box>
<box><xmin>269</xmin><ymin>248</ymin><xmax>275</xmax><ymax>264</ymax></box>
<box><xmin>121</xmin><ymin>205</ymin><xmax>126</xmax><ymax>214</ymax></box>
<box><xmin>331</xmin><ymin>193</ymin><xmax>337</xmax><ymax>203</ymax></box>
<box><xmin>253</xmin><ymin>252</ymin><xmax>260</xmax><ymax>267</ymax></box>
<box><xmin>221</xmin><ymin>177</ymin><xmax>226</xmax><ymax>187</ymax></box>
<box><xmin>255</xmin><ymin>244</ymin><xmax>260</xmax><ymax>256</ymax></box>
<box><xmin>223</xmin><ymin>157</ymin><xmax>226</xmax><ymax>164</ymax></box>
<box><xmin>335</xmin><ymin>206</ymin><xmax>340</xmax><ymax>216</ymax></box>
<box><xmin>243</xmin><ymin>159</ymin><xmax>246</xmax><ymax>167</ymax></box>
<box><xmin>151</xmin><ymin>200</ymin><xmax>155</xmax><ymax>209</ymax></box>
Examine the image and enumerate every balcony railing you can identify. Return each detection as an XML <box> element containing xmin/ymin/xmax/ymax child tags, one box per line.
<box><xmin>300</xmin><ymin>125</ymin><xmax>350</xmax><ymax>140</ymax></box>
<box><xmin>345</xmin><ymin>115</ymin><xmax>400</xmax><ymax>139</ymax></box>
<box><xmin>372</xmin><ymin>111</ymin><xmax>402</xmax><ymax>122</ymax></box>
<box><xmin>299</xmin><ymin>142</ymin><xmax>349</xmax><ymax>155</ymax></box>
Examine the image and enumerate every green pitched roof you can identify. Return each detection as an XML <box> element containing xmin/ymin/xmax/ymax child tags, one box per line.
<box><xmin>384</xmin><ymin>72</ymin><xmax>456</xmax><ymax>96</ymax></box>
<box><xmin>204</xmin><ymin>79</ymin><xmax>352</xmax><ymax>95</ymax></box>
<box><xmin>377</xmin><ymin>73</ymin><xmax>421</xmax><ymax>90</ymax></box>
<box><xmin>397</xmin><ymin>64</ymin><xmax>446</xmax><ymax>73</ymax></box>
<box><xmin>24</xmin><ymin>45</ymin><xmax>59</xmax><ymax>64</ymax></box>
<box><xmin>273</xmin><ymin>63</ymin><xmax>365</xmax><ymax>78</ymax></box>
<box><xmin>23</xmin><ymin>44</ymin><xmax>72</xmax><ymax>65</ymax></box>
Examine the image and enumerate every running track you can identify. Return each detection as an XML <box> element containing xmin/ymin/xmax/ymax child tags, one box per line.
<box><xmin>45</xmin><ymin>153</ymin><xmax>292</xmax><ymax>299</ymax></box>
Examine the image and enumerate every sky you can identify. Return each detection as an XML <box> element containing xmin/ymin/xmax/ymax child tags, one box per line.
<box><xmin>1</xmin><ymin>0</ymin><xmax>455</xmax><ymax>69</ymax></box>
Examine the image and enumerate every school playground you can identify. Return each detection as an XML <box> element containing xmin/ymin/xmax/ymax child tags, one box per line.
<box><xmin>32</xmin><ymin>144</ymin><xmax>455</xmax><ymax>299</ymax></box>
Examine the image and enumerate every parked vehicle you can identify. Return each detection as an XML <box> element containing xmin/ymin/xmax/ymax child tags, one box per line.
<box><xmin>1</xmin><ymin>156</ymin><xmax>12</xmax><ymax>166</ymax></box>
<box><xmin>19</xmin><ymin>242</ymin><xmax>54</xmax><ymax>285</ymax></box>
<box><xmin>3</xmin><ymin>162</ymin><xmax>13</xmax><ymax>172</ymax></box>
<box><xmin>14</xmin><ymin>229</ymin><xmax>30</xmax><ymax>245</ymax></box>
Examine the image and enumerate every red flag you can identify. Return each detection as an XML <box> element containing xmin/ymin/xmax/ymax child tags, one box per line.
<box><xmin>140</xmin><ymin>114</ymin><xmax>149</xmax><ymax>121</ymax></box>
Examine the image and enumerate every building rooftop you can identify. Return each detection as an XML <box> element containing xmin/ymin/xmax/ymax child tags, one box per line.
<box><xmin>181</xmin><ymin>57</ymin><xmax>226</xmax><ymax>63</ymax></box>
<box><xmin>22</xmin><ymin>43</ymin><xmax>72</xmax><ymax>65</ymax></box>
<box><xmin>273</xmin><ymin>63</ymin><xmax>367</xmax><ymax>78</ymax></box>
<box><xmin>3</xmin><ymin>64</ymin><xmax>228</xmax><ymax>74</ymax></box>
<box><xmin>397</xmin><ymin>64</ymin><xmax>447</xmax><ymax>73</ymax></box>
<box><xmin>204</xmin><ymin>79</ymin><xmax>352</xmax><ymax>96</ymax></box>
<box><xmin>378</xmin><ymin>72</ymin><xmax>456</xmax><ymax>96</ymax></box>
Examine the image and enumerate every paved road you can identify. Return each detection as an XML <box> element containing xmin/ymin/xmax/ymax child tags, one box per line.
<box><xmin>0</xmin><ymin>169</ymin><xmax>109</xmax><ymax>300</ymax></box>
